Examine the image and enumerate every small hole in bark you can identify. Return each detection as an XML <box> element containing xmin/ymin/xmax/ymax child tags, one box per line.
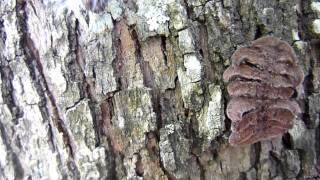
<box><xmin>199</xmin><ymin>49</ymin><xmax>204</xmax><ymax>57</ymax></box>
<box><xmin>254</xmin><ymin>25</ymin><xmax>263</xmax><ymax>39</ymax></box>
<box><xmin>135</xmin><ymin>154</ymin><xmax>144</xmax><ymax>177</ymax></box>
<box><xmin>301</xmin><ymin>112</ymin><xmax>313</xmax><ymax>129</ymax></box>
<box><xmin>291</xmin><ymin>89</ymin><xmax>298</xmax><ymax>98</ymax></box>
<box><xmin>282</xmin><ymin>132</ymin><xmax>293</xmax><ymax>149</ymax></box>
<box><xmin>303</xmin><ymin>73</ymin><xmax>314</xmax><ymax>96</ymax></box>
<box><xmin>266</xmin><ymin>18</ymin><xmax>271</xmax><ymax>25</ymax></box>
<box><xmin>238</xmin><ymin>172</ymin><xmax>247</xmax><ymax>180</ymax></box>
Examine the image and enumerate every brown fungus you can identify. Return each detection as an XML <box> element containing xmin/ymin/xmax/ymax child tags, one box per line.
<box><xmin>223</xmin><ymin>36</ymin><xmax>304</xmax><ymax>146</ymax></box>
<box><xmin>227</xmin><ymin>81</ymin><xmax>295</xmax><ymax>99</ymax></box>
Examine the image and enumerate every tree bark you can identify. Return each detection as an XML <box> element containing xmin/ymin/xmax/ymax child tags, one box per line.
<box><xmin>0</xmin><ymin>0</ymin><xmax>319</xmax><ymax>179</ymax></box>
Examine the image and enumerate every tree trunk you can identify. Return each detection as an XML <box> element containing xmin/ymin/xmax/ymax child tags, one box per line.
<box><xmin>0</xmin><ymin>0</ymin><xmax>319</xmax><ymax>179</ymax></box>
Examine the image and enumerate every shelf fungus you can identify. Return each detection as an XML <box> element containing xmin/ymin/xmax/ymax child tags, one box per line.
<box><xmin>223</xmin><ymin>36</ymin><xmax>304</xmax><ymax>146</ymax></box>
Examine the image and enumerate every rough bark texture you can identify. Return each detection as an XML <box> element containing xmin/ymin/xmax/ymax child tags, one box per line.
<box><xmin>0</xmin><ymin>0</ymin><xmax>319</xmax><ymax>179</ymax></box>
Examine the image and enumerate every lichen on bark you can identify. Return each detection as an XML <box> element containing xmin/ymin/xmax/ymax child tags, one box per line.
<box><xmin>0</xmin><ymin>0</ymin><xmax>319</xmax><ymax>179</ymax></box>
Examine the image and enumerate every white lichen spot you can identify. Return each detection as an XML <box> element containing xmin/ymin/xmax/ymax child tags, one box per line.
<box><xmin>47</xmin><ymin>0</ymin><xmax>84</xmax><ymax>13</ymax></box>
<box><xmin>14</xmin><ymin>105</ymin><xmax>61</xmax><ymax>179</ymax></box>
<box><xmin>263</xmin><ymin>8</ymin><xmax>274</xmax><ymax>15</ymax></box>
<box><xmin>289</xmin><ymin>119</ymin><xmax>306</xmax><ymax>143</ymax></box>
<box><xmin>0</xmin><ymin>106</ymin><xmax>12</xmax><ymax>178</ymax></box>
<box><xmin>3</xmin><ymin>14</ymin><xmax>20</xmax><ymax>60</ymax></box>
<box><xmin>311</xmin><ymin>2</ymin><xmax>320</xmax><ymax>16</ymax></box>
<box><xmin>47</xmin><ymin>0</ymin><xmax>88</xmax><ymax>28</ymax></box>
<box><xmin>107</xmin><ymin>0</ymin><xmax>123</xmax><ymax>20</ymax></box>
<box><xmin>11</xmin><ymin>61</ymin><xmax>40</xmax><ymax>105</ymax></box>
<box><xmin>0</xmin><ymin>76</ymin><xmax>2</xmax><ymax>104</ymax></box>
<box><xmin>47</xmin><ymin>65</ymin><xmax>67</xmax><ymax>95</ymax></box>
<box><xmin>177</xmin><ymin>68</ymin><xmax>203</xmax><ymax>110</ymax></box>
<box><xmin>89</xmin><ymin>13</ymin><xmax>113</xmax><ymax>34</ymax></box>
<box><xmin>178</xmin><ymin>29</ymin><xmax>195</xmax><ymax>54</ymax></box>
<box><xmin>294</xmin><ymin>41</ymin><xmax>307</xmax><ymax>51</ymax></box>
<box><xmin>159</xmin><ymin>139</ymin><xmax>176</xmax><ymax>172</ymax></box>
<box><xmin>124</xmin><ymin>154</ymin><xmax>141</xmax><ymax>179</ymax></box>
<box><xmin>199</xmin><ymin>85</ymin><xmax>224</xmax><ymax>141</ymax></box>
<box><xmin>118</xmin><ymin>116</ymin><xmax>125</xmax><ymax>129</ymax></box>
<box><xmin>135</xmin><ymin>107</ymin><xmax>144</xmax><ymax>119</ymax></box>
<box><xmin>92</xmin><ymin>147</ymin><xmax>106</xmax><ymax>160</ymax></box>
<box><xmin>292</xmin><ymin>30</ymin><xmax>300</xmax><ymax>41</ymax></box>
<box><xmin>169</xmin><ymin>3</ymin><xmax>187</xmax><ymax>31</ymax></box>
<box><xmin>312</xmin><ymin>19</ymin><xmax>320</xmax><ymax>34</ymax></box>
<box><xmin>76</xmin><ymin>145</ymin><xmax>103</xmax><ymax>179</ymax></box>
<box><xmin>27</xmin><ymin>7</ymin><xmax>50</xmax><ymax>54</ymax></box>
<box><xmin>137</xmin><ymin>0</ymin><xmax>170</xmax><ymax>31</ymax></box>
<box><xmin>184</xmin><ymin>54</ymin><xmax>201</xmax><ymax>82</ymax></box>
<box><xmin>48</xmin><ymin>152</ymin><xmax>60</xmax><ymax>180</ymax></box>
<box><xmin>159</xmin><ymin>124</ymin><xmax>177</xmax><ymax>171</ymax></box>
<box><xmin>164</xmin><ymin>124</ymin><xmax>175</xmax><ymax>134</ymax></box>
<box><xmin>145</xmin><ymin>8</ymin><xmax>169</xmax><ymax>31</ymax></box>
<box><xmin>65</xmin><ymin>100</ymin><xmax>96</xmax><ymax>150</ymax></box>
<box><xmin>83</xmin><ymin>147</ymin><xmax>107</xmax><ymax>178</ymax></box>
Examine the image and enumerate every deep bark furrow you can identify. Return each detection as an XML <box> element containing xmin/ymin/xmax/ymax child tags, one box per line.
<box><xmin>16</xmin><ymin>1</ymin><xmax>77</xmax><ymax>159</ymax></box>
<box><xmin>0</xmin><ymin>117</ymin><xmax>25</xmax><ymax>179</ymax></box>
